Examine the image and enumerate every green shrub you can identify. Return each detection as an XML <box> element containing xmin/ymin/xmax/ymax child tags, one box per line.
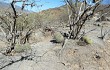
<box><xmin>82</xmin><ymin>36</ymin><xmax>93</xmax><ymax>44</ymax></box>
<box><xmin>53</xmin><ymin>32</ymin><xmax>64</xmax><ymax>43</ymax></box>
<box><xmin>14</xmin><ymin>43</ymin><xmax>31</xmax><ymax>53</ymax></box>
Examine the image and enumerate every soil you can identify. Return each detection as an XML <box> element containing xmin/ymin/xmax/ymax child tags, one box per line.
<box><xmin>0</xmin><ymin>19</ymin><xmax>110</xmax><ymax>70</ymax></box>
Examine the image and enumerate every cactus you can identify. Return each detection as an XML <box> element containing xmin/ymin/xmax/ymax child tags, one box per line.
<box><xmin>14</xmin><ymin>43</ymin><xmax>31</xmax><ymax>53</ymax></box>
<box><xmin>53</xmin><ymin>32</ymin><xmax>64</xmax><ymax>43</ymax></box>
<box><xmin>82</xmin><ymin>36</ymin><xmax>93</xmax><ymax>44</ymax></box>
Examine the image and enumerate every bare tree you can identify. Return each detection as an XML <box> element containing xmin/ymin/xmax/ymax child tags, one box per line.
<box><xmin>0</xmin><ymin>0</ymin><xmax>37</xmax><ymax>54</ymax></box>
<box><xmin>65</xmin><ymin>0</ymin><xmax>101</xmax><ymax>39</ymax></box>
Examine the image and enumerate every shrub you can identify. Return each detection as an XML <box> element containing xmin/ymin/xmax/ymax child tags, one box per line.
<box><xmin>14</xmin><ymin>43</ymin><xmax>31</xmax><ymax>53</ymax></box>
<box><xmin>53</xmin><ymin>32</ymin><xmax>64</xmax><ymax>43</ymax></box>
<box><xmin>82</xmin><ymin>36</ymin><xmax>93</xmax><ymax>44</ymax></box>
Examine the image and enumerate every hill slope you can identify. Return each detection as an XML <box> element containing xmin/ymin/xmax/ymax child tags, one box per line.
<box><xmin>0</xmin><ymin>2</ymin><xmax>30</xmax><ymax>13</ymax></box>
<box><xmin>35</xmin><ymin>4</ymin><xmax>110</xmax><ymax>27</ymax></box>
<box><xmin>36</xmin><ymin>5</ymin><xmax>68</xmax><ymax>27</ymax></box>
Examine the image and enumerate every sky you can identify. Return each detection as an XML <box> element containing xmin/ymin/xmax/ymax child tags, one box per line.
<box><xmin>0</xmin><ymin>0</ymin><xmax>110</xmax><ymax>12</ymax></box>
<box><xmin>85</xmin><ymin>0</ymin><xmax>110</xmax><ymax>5</ymax></box>
<box><xmin>101</xmin><ymin>0</ymin><xmax>110</xmax><ymax>4</ymax></box>
<box><xmin>15</xmin><ymin>0</ymin><xmax>65</xmax><ymax>12</ymax></box>
<box><xmin>0</xmin><ymin>0</ymin><xmax>65</xmax><ymax>12</ymax></box>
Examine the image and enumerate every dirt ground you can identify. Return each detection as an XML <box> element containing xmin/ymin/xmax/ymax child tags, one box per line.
<box><xmin>0</xmin><ymin>19</ymin><xmax>110</xmax><ymax>70</ymax></box>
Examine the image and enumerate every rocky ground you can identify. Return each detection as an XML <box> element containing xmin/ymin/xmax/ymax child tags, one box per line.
<box><xmin>0</xmin><ymin>19</ymin><xmax>110</xmax><ymax>70</ymax></box>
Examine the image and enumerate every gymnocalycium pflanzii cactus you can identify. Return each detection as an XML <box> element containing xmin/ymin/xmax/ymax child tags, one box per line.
<box><xmin>82</xmin><ymin>36</ymin><xmax>93</xmax><ymax>44</ymax></box>
<box><xmin>53</xmin><ymin>32</ymin><xmax>64</xmax><ymax>43</ymax></box>
<box><xmin>14</xmin><ymin>43</ymin><xmax>31</xmax><ymax>53</ymax></box>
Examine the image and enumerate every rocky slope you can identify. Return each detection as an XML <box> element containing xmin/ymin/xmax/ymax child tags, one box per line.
<box><xmin>0</xmin><ymin>2</ymin><xmax>110</xmax><ymax>70</ymax></box>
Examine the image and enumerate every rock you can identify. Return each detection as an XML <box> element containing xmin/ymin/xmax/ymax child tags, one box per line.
<box><xmin>77</xmin><ymin>40</ymin><xmax>87</xmax><ymax>46</ymax></box>
<box><xmin>0</xmin><ymin>53</ymin><xmax>11</xmax><ymax>69</ymax></box>
<box><xmin>9</xmin><ymin>56</ymin><xmax>22</xmax><ymax>62</ymax></box>
<box><xmin>2</xmin><ymin>60</ymin><xmax>35</xmax><ymax>70</ymax></box>
<box><xmin>29</xmin><ymin>30</ymin><xmax>45</xmax><ymax>43</ymax></box>
<box><xmin>2</xmin><ymin>60</ymin><xmax>68</xmax><ymax>70</ymax></box>
<box><xmin>31</xmin><ymin>42</ymin><xmax>53</xmax><ymax>57</ymax></box>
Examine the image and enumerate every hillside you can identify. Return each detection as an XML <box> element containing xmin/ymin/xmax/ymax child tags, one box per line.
<box><xmin>95</xmin><ymin>4</ymin><xmax>110</xmax><ymax>16</ymax></box>
<box><xmin>37</xmin><ymin>5</ymin><xmax>68</xmax><ymax>27</ymax></box>
<box><xmin>0</xmin><ymin>2</ymin><xmax>21</xmax><ymax>11</ymax></box>
<box><xmin>0</xmin><ymin>2</ymin><xmax>109</xmax><ymax>27</ymax></box>
<box><xmin>0</xmin><ymin>1</ymin><xmax>110</xmax><ymax>70</ymax></box>
<box><xmin>35</xmin><ymin>4</ymin><xmax>110</xmax><ymax>27</ymax></box>
<box><xmin>0</xmin><ymin>2</ymin><xmax>30</xmax><ymax>13</ymax></box>
<box><xmin>0</xmin><ymin>2</ymin><xmax>10</xmax><ymax>8</ymax></box>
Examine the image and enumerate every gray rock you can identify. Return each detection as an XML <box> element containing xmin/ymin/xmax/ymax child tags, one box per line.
<box><xmin>3</xmin><ymin>60</ymin><xmax>68</xmax><ymax>70</ymax></box>
<box><xmin>29</xmin><ymin>30</ymin><xmax>45</xmax><ymax>43</ymax></box>
<box><xmin>0</xmin><ymin>53</ymin><xmax>11</xmax><ymax>69</ymax></box>
<box><xmin>9</xmin><ymin>56</ymin><xmax>22</xmax><ymax>62</ymax></box>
